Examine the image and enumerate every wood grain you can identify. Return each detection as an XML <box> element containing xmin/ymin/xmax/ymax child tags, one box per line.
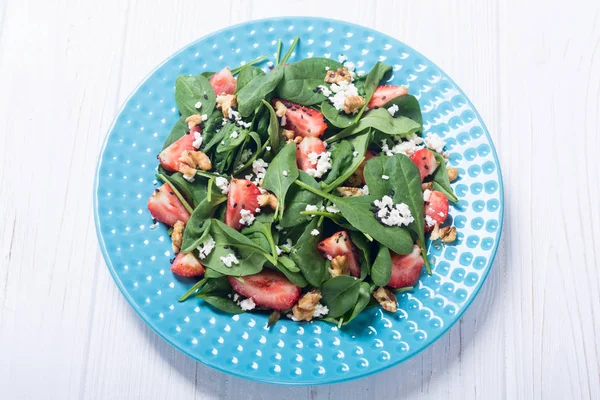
<box><xmin>0</xmin><ymin>0</ymin><xmax>598</xmax><ymax>398</ymax></box>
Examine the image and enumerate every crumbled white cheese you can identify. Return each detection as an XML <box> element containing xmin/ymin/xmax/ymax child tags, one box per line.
<box><xmin>149</xmin><ymin>222</ymin><xmax>159</xmax><ymax>230</ymax></box>
<box><xmin>251</xmin><ymin>158</ymin><xmax>269</xmax><ymax>184</ymax></box>
<box><xmin>287</xmin><ymin>313</ymin><xmax>299</xmax><ymax>321</ymax></box>
<box><xmin>230</xmin><ymin>131</ymin><xmax>239</xmax><ymax>139</ymax></box>
<box><xmin>381</xmin><ymin>175</ymin><xmax>390</xmax><ymax>180</ymax></box>
<box><xmin>280</xmin><ymin>115</ymin><xmax>287</xmax><ymax>126</ymax></box>
<box><xmin>305</xmin><ymin>204</ymin><xmax>318</xmax><ymax>213</ymax></box>
<box><xmin>357</xmin><ymin>70</ymin><xmax>366</xmax><ymax>77</ymax></box>
<box><xmin>233</xmin><ymin>293</ymin><xmax>239</xmax><ymax>302</ymax></box>
<box><xmin>182</xmin><ymin>173</ymin><xmax>195</xmax><ymax>182</ymax></box>
<box><xmin>239</xmin><ymin>209</ymin><xmax>255</xmax><ymax>226</ymax></box>
<box><xmin>266</xmin><ymin>146</ymin><xmax>272</xmax><ymax>151</ymax></box>
<box><xmin>192</xmin><ymin>131</ymin><xmax>203</xmax><ymax>149</ymax></box>
<box><xmin>325</xmin><ymin>66</ymin><xmax>330</xmax><ymax>71</ymax></box>
<box><xmin>329</xmin><ymin>81</ymin><xmax>359</xmax><ymax>112</ymax></box>
<box><xmin>310</xmin><ymin>229</ymin><xmax>320</xmax><ymax>236</ymax></box>
<box><xmin>318</xmin><ymin>85</ymin><xmax>332</xmax><ymax>97</ymax></box>
<box><xmin>313</xmin><ymin>303</ymin><xmax>329</xmax><ymax>318</ymax></box>
<box><xmin>255</xmin><ymin>207</ymin><xmax>261</xmax><ymax>213</ymax></box>
<box><xmin>423</xmin><ymin>189</ymin><xmax>432</xmax><ymax>202</ymax></box>
<box><xmin>276</xmin><ymin>246</ymin><xmax>283</xmax><ymax>256</ymax></box>
<box><xmin>194</xmin><ymin>101</ymin><xmax>202</xmax><ymax>109</ymax></box>
<box><xmin>282</xmin><ymin>170</ymin><xmax>288</xmax><ymax>177</ymax></box>
<box><xmin>267</xmin><ymin>61</ymin><xmax>274</xmax><ymax>68</ymax></box>
<box><xmin>215</xmin><ymin>177</ymin><xmax>230</xmax><ymax>194</ymax></box>
<box><xmin>381</xmin><ymin>133</ymin><xmax>425</xmax><ymax>157</ymax></box>
<box><xmin>238</xmin><ymin>297</ymin><xmax>256</xmax><ymax>311</ymax></box>
<box><xmin>197</xmin><ymin>236</ymin><xmax>216</xmax><ymax>259</ymax></box>
<box><xmin>372</xmin><ymin>195</ymin><xmax>414</xmax><ymax>227</ymax></box>
<box><xmin>387</xmin><ymin>104</ymin><xmax>399</xmax><ymax>116</ymax></box>
<box><xmin>362</xmin><ymin>185</ymin><xmax>369</xmax><ymax>195</ymax></box>
<box><xmin>352</xmin><ymin>151</ymin><xmax>359</xmax><ymax>157</ymax></box>
<box><xmin>425</xmin><ymin>133</ymin><xmax>445</xmax><ymax>154</ymax></box>
<box><xmin>326</xmin><ymin>205</ymin><xmax>340</xmax><ymax>214</ymax></box>
<box><xmin>306</xmin><ymin>151</ymin><xmax>332</xmax><ymax>179</ymax></box>
<box><xmin>220</xmin><ymin>253</ymin><xmax>239</xmax><ymax>267</ymax></box>
<box><xmin>275</xmin><ymin>224</ymin><xmax>283</xmax><ymax>231</ymax></box>
<box><xmin>343</xmin><ymin>61</ymin><xmax>356</xmax><ymax>80</ymax></box>
<box><xmin>425</xmin><ymin>215</ymin><xmax>437</xmax><ymax>228</ymax></box>
<box><xmin>200</xmin><ymin>114</ymin><xmax>208</xmax><ymax>121</ymax></box>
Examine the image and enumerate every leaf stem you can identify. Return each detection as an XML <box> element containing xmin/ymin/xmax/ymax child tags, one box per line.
<box><xmin>275</xmin><ymin>40</ymin><xmax>283</xmax><ymax>65</ymax></box>
<box><xmin>230</xmin><ymin>54</ymin><xmax>268</xmax><ymax>75</ymax></box>
<box><xmin>261</xmin><ymin>225</ymin><xmax>279</xmax><ymax>263</ymax></box>
<box><xmin>279</xmin><ymin>36</ymin><xmax>299</xmax><ymax>65</ymax></box>
<box><xmin>156</xmin><ymin>173</ymin><xmax>194</xmax><ymax>214</ymax></box>
<box><xmin>422</xmin><ymin>248</ymin><xmax>432</xmax><ymax>275</ymax></box>
<box><xmin>178</xmin><ymin>277</ymin><xmax>208</xmax><ymax>302</ymax></box>
<box><xmin>207</xmin><ymin>177</ymin><xmax>214</xmax><ymax>203</ymax></box>
<box><xmin>300</xmin><ymin>210</ymin><xmax>338</xmax><ymax>219</ymax></box>
<box><xmin>293</xmin><ymin>179</ymin><xmax>331</xmax><ymax>200</ymax></box>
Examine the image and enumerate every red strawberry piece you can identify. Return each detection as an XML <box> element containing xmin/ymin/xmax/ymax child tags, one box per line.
<box><xmin>318</xmin><ymin>231</ymin><xmax>361</xmax><ymax>277</ymax></box>
<box><xmin>425</xmin><ymin>190</ymin><xmax>449</xmax><ymax>231</ymax></box>
<box><xmin>387</xmin><ymin>245</ymin><xmax>424</xmax><ymax>288</ymax></box>
<box><xmin>224</xmin><ymin>179</ymin><xmax>261</xmax><ymax>231</ymax></box>
<box><xmin>147</xmin><ymin>183</ymin><xmax>190</xmax><ymax>226</ymax></box>
<box><xmin>274</xmin><ymin>98</ymin><xmax>327</xmax><ymax>138</ymax></box>
<box><xmin>171</xmin><ymin>252</ymin><xmax>205</xmax><ymax>278</ymax></box>
<box><xmin>209</xmin><ymin>67</ymin><xmax>236</xmax><ymax>95</ymax></box>
<box><xmin>410</xmin><ymin>148</ymin><xmax>438</xmax><ymax>181</ymax></box>
<box><xmin>158</xmin><ymin>125</ymin><xmax>200</xmax><ymax>172</ymax></box>
<box><xmin>296</xmin><ymin>137</ymin><xmax>327</xmax><ymax>172</ymax></box>
<box><xmin>228</xmin><ymin>270</ymin><xmax>301</xmax><ymax>310</ymax></box>
<box><xmin>351</xmin><ymin>149</ymin><xmax>377</xmax><ymax>185</ymax></box>
<box><xmin>367</xmin><ymin>85</ymin><xmax>408</xmax><ymax>109</ymax></box>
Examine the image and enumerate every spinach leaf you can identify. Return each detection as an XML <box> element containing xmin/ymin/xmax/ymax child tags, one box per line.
<box><xmin>320</xmin><ymin>276</ymin><xmax>361</xmax><ymax>318</ymax></box>
<box><xmin>320</xmin><ymin>101</ymin><xmax>356</xmax><ymax>129</ymax></box>
<box><xmin>167</xmin><ymin>173</ymin><xmax>208</xmax><ymax>208</ymax></box>
<box><xmin>326</xmin><ymin>108</ymin><xmax>421</xmax><ymax>142</ymax></box>
<box><xmin>321</xmin><ymin>130</ymin><xmax>371</xmax><ymax>192</ymax></box>
<box><xmin>175</xmin><ymin>74</ymin><xmax>216</xmax><ymax>118</ymax></box>
<box><xmin>216</xmin><ymin>128</ymin><xmax>248</xmax><ymax>153</ymax></box>
<box><xmin>323</xmin><ymin>140</ymin><xmax>355</xmax><ymax>186</ymax></box>
<box><xmin>364</xmin><ymin>62</ymin><xmax>393</xmax><ymax>101</ymax></box>
<box><xmin>272</xmin><ymin>260</ymin><xmax>309</xmax><ymax>288</ymax></box>
<box><xmin>342</xmin><ymin>281</ymin><xmax>373</xmax><ymax>325</ymax></box>
<box><xmin>382</xmin><ymin>94</ymin><xmax>423</xmax><ymax>127</ymax></box>
<box><xmin>290</xmin><ymin>219</ymin><xmax>327</xmax><ymax>287</ymax></box>
<box><xmin>200</xmin><ymin>110</ymin><xmax>227</xmax><ymax>150</ymax></box>
<box><xmin>363</xmin><ymin>154</ymin><xmax>430</xmax><ymax>272</ymax></box>
<box><xmin>261</xmin><ymin>100</ymin><xmax>281</xmax><ymax>153</ymax></box>
<box><xmin>230</xmin><ymin>54</ymin><xmax>268</xmax><ymax>75</ymax></box>
<box><xmin>261</xmin><ymin>142</ymin><xmax>299</xmax><ymax>219</ymax></box>
<box><xmin>236</xmin><ymin>66</ymin><xmax>266</xmax><ymax>93</ymax></box>
<box><xmin>198</xmin><ymin>276</ymin><xmax>232</xmax><ymax>296</ymax></box>
<box><xmin>241</xmin><ymin>212</ymin><xmax>277</xmax><ymax>258</ymax></box>
<box><xmin>275</xmin><ymin>58</ymin><xmax>342</xmax><ymax>105</ymax></box>
<box><xmin>200</xmin><ymin>71</ymin><xmax>215</xmax><ymax>79</ymax></box>
<box><xmin>431</xmin><ymin>152</ymin><xmax>458</xmax><ymax>203</ymax></box>
<box><xmin>281</xmin><ymin>171</ymin><xmax>322</xmax><ymax>228</ymax></box>
<box><xmin>181</xmin><ymin>201</ymin><xmax>216</xmax><ymax>253</ymax></box>
<box><xmin>156</xmin><ymin>173</ymin><xmax>193</xmax><ymax>214</ymax></box>
<box><xmin>212</xmin><ymin>149</ymin><xmax>235</xmax><ymax>173</ymax></box>
<box><xmin>162</xmin><ymin>116</ymin><xmax>188</xmax><ymax>149</ymax></box>
<box><xmin>277</xmin><ymin>254</ymin><xmax>300</xmax><ymax>273</ymax></box>
<box><xmin>204</xmin><ymin>122</ymin><xmax>236</xmax><ymax>153</ymax></box>
<box><xmin>237</xmin><ymin>67</ymin><xmax>284</xmax><ymax>117</ymax></box>
<box><xmin>371</xmin><ymin>245</ymin><xmax>392</xmax><ymax>286</ymax></box>
<box><xmin>350</xmin><ymin>231</ymin><xmax>371</xmax><ymax>278</ymax></box>
<box><xmin>200</xmin><ymin>219</ymin><xmax>272</xmax><ymax>276</ymax></box>
<box><xmin>198</xmin><ymin>295</ymin><xmax>244</xmax><ymax>314</ymax></box>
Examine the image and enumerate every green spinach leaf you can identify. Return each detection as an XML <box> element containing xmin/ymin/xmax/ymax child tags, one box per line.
<box><xmin>281</xmin><ymin>171</ymin><xmax>322</xmax><ymax>228</ymax></box>
<box><xmin>350</xmin><ymin>231</ymin><xmax>371</xmax><ymax>278</ymax></box>
<box><xmin>290</xmin><ymin>219</ymin><xmax>327</xmax><ymax>287</ymax></box>
<box><xmin>237</xmin><ymin>67</ymin><xmax>284</xmax><ymax>117</ymax></box>
<box><xmin>320</xmin><ymin>276</ymin><xmax>361</xmax><ymax>318</ymax></box>
<box><xmin>371</xmin><ymin>245</ymin><xmax>392</xmax><ymax>286</ymax></box>
<box><xmin>320</xmin><ymin>101</ymin><xmax>356</xmax><ymax>129</ymax></box>
<box><xmin>321</xmin><ymin>130</ymin><xmax>371</xmax><ymax>192</ymax></box>
<box><xmin>175</xmin><ymin>74</ymin><xmax>216</xmax><ymax>118</ymax></box>
<box><xmin>382</xmin><ymin>94</ymin><xmax>423</xmax><ymax>127</ymax></box>
<box><xmin>275</xmin><ymin>58</ymin><xmax>342</xmax><ymax>105</ymax></box>
<box><xmin>364</xmin><ymin>62</ymin><xmax>393</xmax><ymax>101</ymax></box>
<box><xmin>198</xmin><ymin>295</ymin><xmax>244</xmax><ymax>314</ymax></box>
<box><xmin>326</xmin><ymin>108</ymin><xmax>421</xmax><ymax>142</ymax></box>
<box><xmin>261</xmin><ymin>142</ymin><xmax>299</xmax><ymax>219</ymax></box>
<box><xmin>260</xmin><ymin>100</ymin><xmax>281</xmax><ymax>153</ymax></box>
<box><xmin>323</xmin><ymin>140</ymin><xmax>355</xmax><ymax>186</ymax></box>
<box><xmin>342</xmin><ymin>281</ymin><xmax>373</xmax><ymax>325</ymax></box>
<box><xmin>216</xmin><ymin>128</ymin><xmax>248</xmax><ymax>153</ymax></box>
<box><xmin>431</xmin><ymin>152</ymin><xmax>458</xmax><ymax>203</ymax></box>
<box><xmin>236</xmin><ymin>66</ymin><xmax>266</xmax><ymax>93</ymax></box>
<box><xmin>167</xmin><ymin>173</ymin><xmax>208</xmax><ymax>208</ymax></box>
<box><xmin>162</xmin><ymin>116</ymin><xmax>188</xmax><ymax>149</ymax></box>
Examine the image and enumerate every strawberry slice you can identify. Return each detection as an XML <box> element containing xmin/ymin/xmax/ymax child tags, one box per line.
<box><xmin>296</xmin><ymin>137</ymin><xmax>326</xmax><ymax>172</ymax></box>
<box><xmin>410</xmin><ymin>148</ymin><xmax>438</xmax><ymax>181</ymax></box>
<box><xmin>224</xmin><ymin>179</ymin><xmax>261</xmax><ymax>231</ymax></box>
<box><xmin>318</xmin><ymin>231</ymin><xmax>361</xmax><ymax>277</ymax></box>
<box><xmin>425</xmin><ymin>190</ymin><xmax>449</xmax><ymax>231</ymax></box>
<box><xmin>387</xmin><ymin>245</ymin><xmax>424</xmax><ymax>288</ymax></box>
<box><xmin>209</xmin><ymin>67</ymin><xmax>236</xmax><ymax>95</ymax></box>
<box><xmin>228</xmin><ymin>270</ymin><xmax>301</xmax><ymax>310</ymax></box>
<box><xmin>147</xmin><ymin>183</ymin><xmax>190</xmax><ymax>226</ymax></box>
<box><xmin>349</xmin><ymin>149</ymin><xmax>377</xmax><ymax>185</ymax></box>
<box><xmin>158</xmin><ymin>125</ymin><xmax>200</xmax><ymax>172</ymax></box>
<box><xmin>274</xmin><ymin>99</ymin><xmax>327</xmax><ymax>138</ymax></box>
<box><xmin>367</xmin><ymin>85</ymin><xmax>408</xmax><ymax>109</ymax></box>
<box><xmin>171</xmin><ymin>252</ymin><xmax>205</xmax><ymax>278</ymax></box>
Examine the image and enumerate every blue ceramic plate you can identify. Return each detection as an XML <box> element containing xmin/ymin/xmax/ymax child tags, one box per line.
<box><xmin>94</xmin><ymin>17</ymin><xmax>503</xmax><ymax>385</ymax></box>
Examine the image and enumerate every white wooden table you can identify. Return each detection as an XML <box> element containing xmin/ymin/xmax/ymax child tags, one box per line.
<box><xmin>1</xmin><ymin>0</ymin><xmax>599</xmax><ymax>398</ymax></box>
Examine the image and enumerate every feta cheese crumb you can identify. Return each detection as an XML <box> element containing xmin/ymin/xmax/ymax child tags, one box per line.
<box><xmin>200</xmin><ymin>114</ymin><xmax>208</xmax><ymax>121</ymax></box>
<box><xmin>239</xmin><ymin>209</ymin><xmax>255</xmax><ymax>226</ymax></box>
<box><xmin>266</xmin><ymin>146</ymin><xmax>272</xmax><ymax>151</ymax></box>
<box><xmin>282</xmin><ymin>170</ymin><xmax>288</xmax><ymax>177</ymax></box>
<box><xmin>313</xmin><ymin>303</ymin><xmax>329</xmax><ymax>318</ymax></box>
<box><xmin>149</xmin><ymin>222</ymin><xmax>159</xmax><ymax>230</ymax></box>
<box><xmin>255</xmin><ymin>207</ymin><xmax>261</xmax><ymax>213</ymax></box>
<box><xmin>267</xmin><ymin>61</ymin><xmax>274</xmax><ymax>68</ymax></box>
<box><xmin>326</xmin><ymin>205</ymin><xmax>340</xmax><ymax>214</ymax></box>
<box><xmin>280</xmin><ymin>114</ymin><xmax>287</xmax><ymax>126</ymax></box>
<box><xmin>239</xmin><ymin>297</ymin><xmax>256</xmax><ymax>311</ymax></box>
<box><xmin>310</xmin><ymin>229</ymin><xmax>320</xmax><ymax>236</ymax></box>
<box><xmin>306</xmin><ymin>151</ymin><xmax>332</xmax><ymax>179</ymax></box>
<box><xmin>230</xmin><ymin>131</ymin><xmax>239</xmax><ymax>139</ymax></box>
<box><xmin>192</xmin><ymin>130</ymin><xmax>203</xmax><ymax>149</ymax></box>
<box><xmin>362</xmin><ymin>185</ymin><xmax>369</xmax><ymax>195</ymax></box>
<box><xmin>251</xmin><ymin>158</ymin><xmax>269</xmax><ymax>184</ymax></box>
<box><xmin>275</xmin><ymin>224</ymin><xmax>283</xmax><ymax>231</ymax></box>
<box><xmin>220</xmin><ymin>253</ymin><xmax>239</xmax><ymax>267</ymax></box>
<box><xmin>276</xmin><ymin>246</ymin><xmax>283</xmax><ymax>256</ymax></box>
<box><xmin>381</xmin><ymin>175</ymin><xmax>390</xmax><ymax>180</ymax></box>
<box><xmin>357</xmin><ymin>70</ymin><xmax>366</xmax><ymax>77</ymax></box>
<box><xmin>197</xmin><ymin>236</ymin><xmax>216</xmax><ymax>259</ymax></box>
<box><xmin>182</xmin><ymin>173</ymin><xmax>195</xmax><ymax>182</ymax></box>
<box><xmin>305</xmin><ymin>204</ymin><xmax>318</xmax><ymax>213</ymax></box>
<box><xmin>194</xmin><ymin>101</ymin><xmax>202</xmax><ymax>109</ymax></box>
<box><xmin>215</xmin><ymin>177</ymin><xmax>230</xmax><ymax>194</ymax></box>
<box><xmin>425</xmin><ymin>133</ymin><xmax>445</xmax><ymax>154</ymax></box>
<box><xmin>381</xmin><ymin>133</ymin><xmax>425</xmax><ymax>157</ymax></box>
<box><xmin>425</xmin><ymin>215</ymin><xmax>437</xmax><ymax>228</ymax></box>
<box><xmin>287</xmin><ymin>313</ymin><xmax>299</xmax><ymax>321</ymax></box>
<box><xmin>372</xmin><ymin>195</ymin><xmax>414</xmax><ymax>227</ymax></box>
<box><xmin>423</xmin><ymin>189</ymin><xmax>432</xmax><ymax>202</ymax></box>
<box><xmin>352</xmin><ymin>151</ymin><xmax>359</xmax><ymax>157</ymax></box>
<box><xmin>328</xmin><ymin>81</ymin><xmax>359</xmax><ymax>112</ymax></box>
<box><xmin>387</xmin><ymin>104</ymin><xmax>399</xmax><ymax>116</ymax></box>
<box><xmin>317</xmin><ymin>85</ymin><xmax>332</xmax><ymax>97</ymax></box>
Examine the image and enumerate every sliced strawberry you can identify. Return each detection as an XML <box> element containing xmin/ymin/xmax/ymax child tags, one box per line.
<box><xmin>349</xmin><ymin>149</ymin><xmax>377</xmax><ymax>185</ymax></box>
<box><xmin>224</xmin><ymin>179</ymin><xmax>261</xmax><ymax>231</ymax></box>
<box><xmin>367</xmin><ymin>85</ymin><xmax>408</xmax><ymax>109</ymax></box>
<box><xmin>387</xmin><ymin>245</ymin><xmax>424</xmax><ymax>288</ymax></box>
<box><xmin>274</xmin><ymin>99</ymin><xmax>327</xmax><ymax>138</ymax></box>
<box><xmin>425</xmin><ymin>190</ymin><xmax>449</xmax><ymax>231</ymax></box>
<box><xmin>147</xmin><ymin>183</ymin><xmax>190</xmax><ymax>226</ymax></box>
<box><xmin>158</xmin><ymin>125</ymin><xmax>200</xmax><ymax>172</ymax></box>
<box><xmin>296</xmin><ymin>137</ymin><xmax>326</xmax><ymax>172</ymax></box>
<box><xmin>228</xmin><ymin>270</ymin><xmax>301</xmax><ymax>310</ymax></box>
<box><xmin>410</xmin><ymin>148</ymin><xmax>438</xmax><ymax>181</ymax></box>
<box><xmin>209</xmin><ymin>67</ymin><xmax>236</xmax><ymax>95</ymax></box>
<box><xmin>318</xmin><ymin>231</ymin><xmax>361</xmax><ymax>277</ymax></box>
<box><xmin>171</xmin><ymin>252</ymin><xmax>205</xmax><ymax>278</ymax></box>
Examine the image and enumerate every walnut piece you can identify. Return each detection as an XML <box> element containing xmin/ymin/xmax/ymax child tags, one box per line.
<box><xmin>373</xmin><ymin>287</ymin><xmax>397</xmax><ymax>313</ymax></box>
<box><xmin>292</xmin><ymin>290</ymin><xmax>322</xmax><ymax>322</ymax></box>
<box><xmin>421</xmin><ymin>182</ymin><xmax>433</xmax><ymax>191</ymax></box>
<box><xmin>274</xmin><ymin>101</ymin><xmax>288</xmax><ymax>117</ymax></box>
<box><xmin>257</xmin><ymin>193</ymin><xmax>278</xmax><ymax>210</ymax></box>
<box><xmin>430</xmin><ymin>224</ymin><xmax>457</xmax><ymax>243</ymax></box>
<box><xmin>324</xmin><ymin>67</ymin><xmax>352</xmax><ymax>84</ymax></box>
<box><xmin>171</xmin><ymin>220</ymin><xmax>185</xmax><ymax>253</ymax></box>
<box><xmin>216</xmin><ymin>94</ymin><xmax>237</xmax><ymax>119</ymax></box>
<box><xmin>185</xmin><ymin>114</ymin><xmax>203</xmax><ymax>130</ymax></box>
<box><xmin>447</xmin><ymin>167</ymin><xmax>459</xmax><ymax>182</ymax></box>
<box><xmin>282</xmin><ymin>129</ymin><xmax>295</xmax><ymax>140</ymax></box>
<box><xmin>336</xmin><ymin>186</ymin><xmax>365</xmax><ymax>197</ymax></box>
<box><xmin>329</xmin><ymin>255</ymin><xmax>350</xmax><ymax>277</ymax></box>
<box><xmin>180</xmin><ymin>150</ymin><xmax>212</xmax><ymax>171</ymax></box>
<box><xmin>343</xmin><ymin>95</ymin><xmax>366</xmax><ymax>114</ymax></box>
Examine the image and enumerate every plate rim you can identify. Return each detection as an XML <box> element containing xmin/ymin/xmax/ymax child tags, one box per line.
<box><xmin>93</xmin><ymin>15</ymin><xmax>504</xmax><ymax>386</ymax></box>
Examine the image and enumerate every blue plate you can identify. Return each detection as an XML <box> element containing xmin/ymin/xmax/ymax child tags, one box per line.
<box><xmin>94</xmin><ymin>17</ymin><xmax>503</xmax><ymax>385</ymax></box>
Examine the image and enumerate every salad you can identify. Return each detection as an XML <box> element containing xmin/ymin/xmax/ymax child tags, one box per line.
<box><xmin>147</xmin><ymin>37</ymin><xmax>459</xmax><ymax>327</ymax></box>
